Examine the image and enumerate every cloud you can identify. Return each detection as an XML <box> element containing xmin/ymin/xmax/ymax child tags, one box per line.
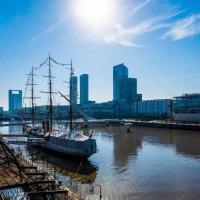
<box><xmin>104</xmin><ymin>0</ymin><xmax>185</xmax><ymax>47</ymax></box>
<box><xmin>104</xmin><ymin>14</ymin><xmax>175</xmax><ymax>47</ymax></box>
<box><xmin>163</xmin><ymin>14</ymin><xmax>200</xmax><ymax>40</ymax></box>
<box><xmin>118</xmin><ymin>40</ymin><xmax>142</xmax><ymax>47</ymax></box>
<box><xmin>125</xmin><ymin>0</ymin><xmax>153</xmax><ymax>21</ymax></box>
<box><xmin>30</xmin><ymin>19</ymin><xmax>65</xmax><ymax>44</ymax></box>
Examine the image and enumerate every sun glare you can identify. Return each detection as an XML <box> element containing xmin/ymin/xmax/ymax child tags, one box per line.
<box><xmin>73</xmin><ymin>0</ymin><xmax>117</xmax><ymax>30</ymax></box>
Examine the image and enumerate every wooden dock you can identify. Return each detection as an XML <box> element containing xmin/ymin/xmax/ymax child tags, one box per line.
<box><xmin>0</xmin><ymin>139</ymin><xmax>83</xmax><ymax>200</ymax></box>
<box><xmin>0</xmin><ymin>134</ymin><xmax>27</xmax><ymax>137</ymax></box>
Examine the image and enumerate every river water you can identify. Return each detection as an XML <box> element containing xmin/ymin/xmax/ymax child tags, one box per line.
<box><xmin>1</xmin><ymin>123</ymin><xmax>200</xmax><ymax>200</ymax></box>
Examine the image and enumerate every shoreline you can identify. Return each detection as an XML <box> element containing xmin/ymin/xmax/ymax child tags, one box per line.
<box><xmin>0</xmin><ymin>119</ymin><xmax>200</xmax><ymax>131</ymax></box>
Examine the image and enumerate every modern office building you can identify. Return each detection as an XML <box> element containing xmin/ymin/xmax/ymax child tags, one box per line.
<box><xmin>82</xmin><ymin>101</ymin><xmax>114</xmax><ymax>119</ymax></box>
<box><xmin>137</xmin><ymin>94</ymin><xmax>142</xmax><ymax>102</ymax></box>
<box><xmin>70</xmin><ymin>76</ymin><xmax>78</xmax><ymax>105</ymax></box>
<box><xmin>113</xmin><ymin>63</ymin><xmax>128</xmax><ymax>100</ymax></box>
<box><xmin>118</xmin><ymin>78</ymin><xmax>128</xmax><ymax>101</ymax></box>
<box><xmin>8</xmin><ymin>90</ymin><xmax>22</xmax><ymax>112</ymax></box>
<box><xmin>80</xmin><ymin>74</ymin><xmax>89</xmax><ymax>105</ymax></box>
<box><xmin>127</xmin><ymin>78</ymin><xmax>137</xmax><ymax>103</ymax></box>
<box><xmin>173</xmin><ymin>94</ymin><xmax>200</xmax><ymax>122</ymax></box>
<box><xmin>113</xmin><ymin>63</ymin><xmax>138</xmax><ymax>104</ymax></box>
<box><xmin>137</xmin><ymin>99</ymin><xmax>172</xmax><ymax>118</ymax></box>
<box><xmin>114</xmin><ymin>100</ymin><xmax>136</xmax><ymax>118</ymax></box>
<box><xmin>117</xmin><ymin>77</ymin><xmax>137</xmax><ymax>103</ymax></box>
<box><xmin>0</xmin><ymin>107</ymin><xmax>3</xmax><ymax>116</ymax></box>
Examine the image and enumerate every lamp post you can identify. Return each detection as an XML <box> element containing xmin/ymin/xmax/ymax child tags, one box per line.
<box><xmin>90</xmin><ymin>184</ymin><xmax>102</xmax><ymax>200</ymax></box>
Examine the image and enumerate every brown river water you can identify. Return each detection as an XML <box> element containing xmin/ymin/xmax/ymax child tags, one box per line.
<box><xmin>1</xmin><ymin>123</ymin><xmax>200</xmax><ymax>200</ymax></box>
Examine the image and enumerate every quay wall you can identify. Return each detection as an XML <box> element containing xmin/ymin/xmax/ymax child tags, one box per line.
<box><xmin>131</xmin><ymin>121</ymin><xmax>200</xmax><ymax>131</ymax></box>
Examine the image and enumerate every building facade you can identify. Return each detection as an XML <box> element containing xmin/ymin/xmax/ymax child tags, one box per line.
<box><xmin>8</xmin><ymin>90</ymin><xmax>22</xmax><ymax>112</ymax></box>
<box><xmin>127</xmin><ymin>78</ymin><xmax>137</xmax><ymax>103</ymax></box>
<box><xmin>113</xmin><ymin>63</ymin><xmax>138</xmax><ymax>104</ymax></box>
<box><xmin>0</xmin><ymin>107</ymin><xmax>3</xmax><ymax>116</ymax></box>
<box><xmin>137</xmin><ymin>94</ymin><xmax>142</xmax><ymax>102</ymax></box>
<box><xmin>82</xmin><ymin>101</ymin><xmax>115</xmax><ymax>119</ymax></box>
<box><xmin>137</xmin><ymin>99</ymin><xmax>172</xmax><ymax>118</ymax></box>
<box><xmin>80</xmin><ymin>74</ymin><xmax>89</xmax><ymax>105</ymax></box>
<box><xmin>173</xmin><ymin>94</ymin><xmax>200</xmax><ymax>122</ymax></box>
<box><xmin>113</xmin><ymin>63</ymin><xmax>128</xmax><ymax>100</ymax></box>
<box><xmin>70</xmin><ymin>76</ymin><xmax>78</xmax><ymax>105</ymax></box>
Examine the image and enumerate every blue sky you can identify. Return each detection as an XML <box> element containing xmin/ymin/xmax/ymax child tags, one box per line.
<box><xmin>0</xmin><ymin>0</ymin><xmax>200</xmax><ymax>109</ymax></box>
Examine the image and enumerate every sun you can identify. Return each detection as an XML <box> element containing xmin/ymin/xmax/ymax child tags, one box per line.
<box><xmin>72</xmin><ymin>0</ymin><xmax>117</xmax><ymax>30</ymax></box>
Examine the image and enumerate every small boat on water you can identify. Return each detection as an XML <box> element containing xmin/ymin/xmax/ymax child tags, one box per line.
<box><xmin>26</xmin><ymin>55</ymin><xmax>97</xmax><ymax>159</ymax></box>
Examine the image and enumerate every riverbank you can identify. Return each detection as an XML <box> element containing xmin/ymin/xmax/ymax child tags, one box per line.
<box><xmin>1</xmin><ymin>119</ymin><xmax>200</xmax><ymax>131</ymax></box>
<box><xmin>129</xmin><ymin>121</ymin><xmax>200</xmax><ymax>131</ymax></box>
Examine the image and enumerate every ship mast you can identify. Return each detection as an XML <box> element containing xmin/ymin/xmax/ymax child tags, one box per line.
<box><xmin>48</xmin><ymin>54</ymin><xmax>53</xmax><ymax>133</ymax></box>
<box><xmin>41</xmin><ymin>54</ymin><xmax>68</xmax><ymax>133</ymax></box>
<box><xmin>31</xmin><ymin>66</ymin><xmax>35</xmax><ymax>126</ymax></box>
<box><xmin>69</xmin><ymin>59</ymin><xmax>73</xmax><ymax>133</ymax></box>
<box><xmin>58</xmin><ymin>59</ymin><xmax>74</xmax><ymax>138</ymax></box>
<box><xmin>40</xmin><ymin>54</ymin><xmax>54</xmax><ymax>133</ymax></box>
<box><xmin>24</xmin><ymin>66</ymin><xmax>38</xmax><ymax>127</ymax></box>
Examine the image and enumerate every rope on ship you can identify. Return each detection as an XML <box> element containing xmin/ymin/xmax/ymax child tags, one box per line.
<box><xmin>71</xmin><ymin>159</ymin><xmax>84</xmax><ymax>180</ymax></box>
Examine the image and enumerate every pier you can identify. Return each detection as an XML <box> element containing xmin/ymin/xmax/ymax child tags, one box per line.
<box><xmin>130</xmin><ymin>120</ymin><xmax>200</xmax><ymax>131</ymax></box>
<box><xmin>0</xmin><ymin>139</ymin><xmax>82</xmax><ymax>200</ymax></box>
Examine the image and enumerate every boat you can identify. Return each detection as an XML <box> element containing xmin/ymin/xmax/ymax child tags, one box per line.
<box><xmin>28</xmin><ymin>55</ymin><xmax>97</xmax><ymax>159</ymax></box>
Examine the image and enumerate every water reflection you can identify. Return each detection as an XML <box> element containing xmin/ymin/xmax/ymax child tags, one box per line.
<box><xmin>0</xmin><ymin>121</ymin><xmax>22</xmax><ymax>134</ymax></box>
<box><xmin>27</xmin><ymin>146</ymin><xmax>98</xmax><ymax>183</ymax></box>
<box><xmin>90</xmin><ymin>126</ymin><xmax>200</xmax><ymax>199</ymax></box>
<box><xmin>9</xmin><ymin>124</ymin><xmax>22</xmax><ymax>134</ymax></box>
<box><xmin>133</xmin><ymin>127</ymin><xmax>200</xmax><ymax>158</ymax></box>
<box><xmin>101</xmin><ymin>126</ymin><xmax>142</xmax><ymax>167</ymax></box>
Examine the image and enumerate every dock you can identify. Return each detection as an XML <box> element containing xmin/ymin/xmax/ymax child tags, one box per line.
<box><xmin>0</xmin><ymin>139</ymin><xmax>83</xmax><ymax>200</ymax></box>
<box><xmin>130</xmin><ymin>121</ymin><xmax>200</xmax><ymax>131</ymax></box>
<box><xmin>0</xmin><ymin>134</ymin><xmax>27</xmax><ymax>137</ymax></box>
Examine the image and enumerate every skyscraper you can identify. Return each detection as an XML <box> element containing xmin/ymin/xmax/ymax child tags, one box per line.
<box><xmin>113</xmin><ymin>63</ymin><xmax>138</xmax><ymax>103</ymax></box>
<box><xmin>118</xmin><ymin>78</ymin><xmax>128</xmax><ymax>101</ymax></box>
<box><xmin>70</xmin><ymin>76</ymin><xmax>78</xmax><ymax>105</ymax></box>
<box><xmin>113</xmin><ymin>63</ymin><xmax>128</xmax><ymax>100</ymax></box>
<box><xmin>8</xmin><ymin>90</ymin><xmax>22</xmax><ymax>112</ymax></box>
<box><xmin>137</xmin><ymin>94</ymin><xmax>142</xmax><ymax>102</ymax></box>
<box><xmin>80</xmin><ymin>74</ymin><xmax>89</xmax><ymax>105</ymax></box>
<box><xmin>127</xmin><ymin>78</ymin><xmax>137</xmax><ymax>103</ymax></box>
<box><xmin>118</xmin><ymin>78</ymin><xmax>137</xmax><ymax>103</ymax></box>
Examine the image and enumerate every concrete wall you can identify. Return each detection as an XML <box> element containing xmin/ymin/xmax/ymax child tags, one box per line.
<box><xmin>174</xmin><ymin>113</ymin><xmax>200</xmax><ymax>123</ymax></box>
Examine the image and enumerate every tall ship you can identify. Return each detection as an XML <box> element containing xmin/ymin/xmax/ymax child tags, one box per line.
<box><xmin>23</xmin><ymin>66</ymin><xmax>44</xmax><ymax>137</ymax></box>
<box><xmin>27</xmin><ymin>55</ymin><xmax>97</xmax><ymax>159</ymax></box>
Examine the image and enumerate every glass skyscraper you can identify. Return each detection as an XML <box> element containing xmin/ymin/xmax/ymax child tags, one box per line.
<box><xmin>80</xmin><ymin>74</ymin><xmax>89</xmax><ymax>105</ymax></box>
<box><xmin>8</xmin><ymin>90</ymin><xmax>22</xmax><ymax>112</ymax></box>
<box><xmin>113</xmin><ymin>63</ymin><xmax>137</xmax><ymax>103</ymax></box>
<box><xmin>127</xmin><ymin>78</ymin><xmax>137</xmax><ymax>103</ymax></box>
<box><xmin>113</xmin><ymin>63</ymin><xmax>128</xmax><ymax>100</ymax></box>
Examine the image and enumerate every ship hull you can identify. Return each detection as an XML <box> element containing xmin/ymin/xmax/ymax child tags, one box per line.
<box><xmin>33</xmin><ymin>144</ymin><xmax>94</xmax><ymax>159</ymax></box>
<box><xmin>30</xmin><ymin>136</ymin><xmax>97</xmax><ymax>159</ymax></box>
